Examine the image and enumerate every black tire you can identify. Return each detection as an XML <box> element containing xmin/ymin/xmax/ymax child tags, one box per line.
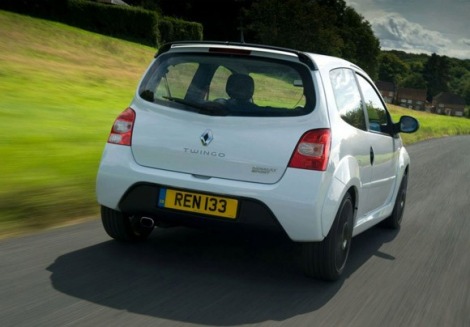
<box><xmin>381</xmin><ymin>173</ymin><xmax>408</xmax><ymax>229</ymax></box>
<box><xmin>302</xmin><ymin>193</ymin><xmax>354</xmax><ymax>281</ymax></box>
<box><xmin>101</xmin><ymin>206</ymin><xmax>153</xmax><ymax>242</ymax></box>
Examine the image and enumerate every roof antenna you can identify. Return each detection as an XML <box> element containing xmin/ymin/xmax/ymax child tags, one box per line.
<box><xmin>239</xmin><ymin>17</ymin><xmax>245</xmax><ymax>43</ymax></box>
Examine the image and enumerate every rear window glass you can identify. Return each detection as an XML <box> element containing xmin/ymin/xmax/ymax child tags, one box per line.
<box><xmin>139</xmin><ymin>53</ymin><xmax>315</xmax><ymax>117</ymax></box>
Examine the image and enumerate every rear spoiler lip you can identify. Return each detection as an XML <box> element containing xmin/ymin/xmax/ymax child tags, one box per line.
<box><xmin>155</xmin><ymin>41</ymin><xmax>317</xmax><ymax>70</ymax></box>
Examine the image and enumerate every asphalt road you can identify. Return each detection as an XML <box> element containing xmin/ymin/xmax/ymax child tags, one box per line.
<box><xmin>1</xmin><ymin>136</ymin><xmax>469</xmax><ymax>327</ymax></box>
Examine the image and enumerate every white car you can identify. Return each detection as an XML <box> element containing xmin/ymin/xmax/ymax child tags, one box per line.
<box><xmin>96</xmin><ymin>42</ymin><xmax>419</xmax><ymax>281</ymax></box>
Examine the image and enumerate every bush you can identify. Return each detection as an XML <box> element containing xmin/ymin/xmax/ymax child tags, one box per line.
<box><xmin>0</xmin><ymin>0</ymin><xmax>68</xmax><ymax>19</ymax></box>
<box><xmin>67</xmin><ymin>0</ymin><xmax>158</xmax><ymax>46</ymax></box>
<box><xmin>158</xmin><ymin>16</ymin><xmax>203</xmax><ymax>47</ymax></box>
<box><xmin>0</xmin><ymin>0</ymin><xmax>203</xmax><ymax>47</ymax></box>
<box><xmin>1</xmin><ymin>0</ymin><xmax>158</xmax><ymax>46</ymax></box>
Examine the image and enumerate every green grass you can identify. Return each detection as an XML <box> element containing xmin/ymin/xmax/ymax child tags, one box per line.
<box><xmin>0</xmin><ymin>10</ymin><xmax>155</xmax><ymax>237</ymax></box>
<box><xmin>388</xmin><ymin>105</ymin><xmax>470</xmax><ymax>144</ymax></box>
<box><xmin>1</xmin><ymin>10</ymin><xmax>470</xmax><ymax>238</ymax></box>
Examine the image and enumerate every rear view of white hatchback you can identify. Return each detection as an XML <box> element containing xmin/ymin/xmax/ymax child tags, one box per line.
<box><xmin>96</xmin><ymin>42</ymin><xmax>418</xmax><ymax>281</ymax></box>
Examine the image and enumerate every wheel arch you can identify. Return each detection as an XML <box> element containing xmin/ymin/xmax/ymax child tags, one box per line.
<box><xmin>397</xmin><ymin>145</ymin><xmax>411</xmax><ymax>179</ymax></box>
<box><xmin>392</xmin><ymin>162</ymin><xmax>409</xmax><ymax>207</ymax></box>
<box><xmin>321</xmin><ymin>156</ymin><xmax>361</xmax><ymax>237</ymax></box>
<box><xmin>394</xmin><ymin>144</ymin><xmax>410</xmax><ymax>200</ymax></box>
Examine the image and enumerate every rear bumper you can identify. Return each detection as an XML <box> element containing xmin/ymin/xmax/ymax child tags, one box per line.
<box><xmin>117</xmin><ymin>182</ymin><xmax>284</xmax><ymax>234</ymax></box>
<box><xmin>96</xmin><ymin>145</ymin><xmax>329</xmax><ymax>242</ymax></box>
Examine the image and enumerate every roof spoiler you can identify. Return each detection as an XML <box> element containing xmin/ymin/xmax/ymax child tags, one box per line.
<box><xmin>155</xmin><ymin>41</ymin><xmax>317</xmax><ymax>70</ymax></box>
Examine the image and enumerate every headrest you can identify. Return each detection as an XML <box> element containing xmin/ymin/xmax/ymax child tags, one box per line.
<box><xmin>226</xmin><ymin>74</ymin><xmax>254</xmax><ymax>101</ymax></box>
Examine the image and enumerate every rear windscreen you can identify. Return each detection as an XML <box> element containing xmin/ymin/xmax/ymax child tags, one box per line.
<box><xmin>138</xmin><ymin>52</ymin><xmax>315</xmax><ymax>117</ymax></box>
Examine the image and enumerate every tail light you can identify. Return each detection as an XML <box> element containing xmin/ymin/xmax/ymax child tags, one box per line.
<box><xmin>107</xmin><ymin>108</ymin><xmax>136</xmax><ymax>146</ymax></box>
<box><xmin>288</xmin><ymin>129</ymin><xmax>331</xmax><ymax>171</ymax></box>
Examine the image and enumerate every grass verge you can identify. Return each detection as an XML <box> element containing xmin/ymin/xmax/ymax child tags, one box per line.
<box><xmin>389</xmin><ymin>105</ymin><xmax>470</xmax><ymax>144</ymax></box>
<box><xmin>1</xmin><ymin>10</ymin><xmax>470</xmax><ymax>238</ymax></box>
<box><xmin>0</xmin><ymin>10</ymin><xmax>154</xmax><ymax>238</ymax></box>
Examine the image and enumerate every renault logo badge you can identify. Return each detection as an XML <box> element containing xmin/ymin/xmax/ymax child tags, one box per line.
<box><xmin>200</xmin><ymin>129</ymin><xmax>213</xmax><ymax>146</ymax></box>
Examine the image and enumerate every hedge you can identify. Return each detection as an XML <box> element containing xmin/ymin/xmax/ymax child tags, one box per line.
<box><xmin>0</xmin><ymin>0</ymin><xmax>68</xmax><ymax>20</ymax></box>
<box><xmin>0</xmin><ymin>0</ymin><xmax>203</xmax><ymax>47</ymax></box>
<box><xmin>67</xmin><ymin>0</ymin><xmax>157</xmax><ymax>46</ymax></box>
<box><xmin>157</xmin><ymin>16</ymin><xmax>203</xmax><ymax>47</ymax></box>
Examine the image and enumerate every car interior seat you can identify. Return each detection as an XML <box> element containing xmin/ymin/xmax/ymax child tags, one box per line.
<box><xmin>226</xmin><ymin>73</ymin><xmax>255</xmax><ymax>103</ymax></box>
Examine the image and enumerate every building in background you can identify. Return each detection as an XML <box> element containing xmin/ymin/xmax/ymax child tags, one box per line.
<box><xmin>432</xmin><ymin>92</ymin><xmax>466</xmax><ymax>117</ymax></box>
<box><xmin>376</xmin><ymin>81</ymin><xmax>428</xmax><ymax>111</ymax></box>
<box><xmin>396</xmin><ymin>87</ymin><xmax>427</xmax><ymax>111</ymax></box>
<box><xmin>376</xmin><ymin>81</ymin><xmax>395</xmax><ymax>104</ymax></box>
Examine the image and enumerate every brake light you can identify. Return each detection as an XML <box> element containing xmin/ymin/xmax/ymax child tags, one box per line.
<box><xmin>209</xmin><ymin>47</ymin><xmax>251</xmax><ymax>55</ymax></box>
<box><xmin>288</xmin><ymin>129</ymin><xmax>331</xmax><ymax>171</ymax></box>
<box><xmin>107</xmin><ymin>108</ymin><xmax>135</xmax><ymax>146</ymax></box>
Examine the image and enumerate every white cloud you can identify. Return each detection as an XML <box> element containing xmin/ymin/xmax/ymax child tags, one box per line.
<box><xmin>345</xmin><ymin>0</ymin><xmax>470</xmax><ymax>59</ymax></box>
<box><xmin>448</xmin><ymin>39</ymin><xmax>470</xmax><ymax>59</ymax></box>
<box><xmin>371</xmin><ymin>13</ymin><xmax>451</xmax><ymax>55</ymax></box>
<box><xmin>460</xmin><ymin>39</ymin><xmax>470</xmax><ymax>47</ymax></box>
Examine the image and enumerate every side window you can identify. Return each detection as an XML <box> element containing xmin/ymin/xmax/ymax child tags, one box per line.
<box><xmin>330</xmin><ymin>68</ymin><xmax>366</xmax><ymax>130</ymax></box>
<box><xmin>356</xmin><ymin>75</ymin><xmax>389</xmax><ymax>133</ymax></box>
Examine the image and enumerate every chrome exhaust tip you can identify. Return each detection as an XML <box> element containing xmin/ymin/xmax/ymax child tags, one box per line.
<box><xmin>140</xmin><ymin>217</ymin><xmax>155</xmax><ymax>228</ymax></box>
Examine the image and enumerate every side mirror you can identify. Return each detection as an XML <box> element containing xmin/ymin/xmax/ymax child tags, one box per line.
<box><xmin>394</xmin><ymin>115</ymin><xmax>419</xmax><ymax>134</ymax></box>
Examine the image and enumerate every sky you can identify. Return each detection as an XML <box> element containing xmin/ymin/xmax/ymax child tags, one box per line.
<box><xmin>344</xmin><ymin>0</ymin><xmax>470</xmax><ymax>59</ymax></box>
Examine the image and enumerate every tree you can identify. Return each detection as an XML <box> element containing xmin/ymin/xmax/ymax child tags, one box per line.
<box><xmin>244</xmin><ymin>0</ymin><xmax>380</xmax><ymax>77</ymax></box>
<box><xmin>378</xmin><ymin>52</ymin><xmax>409</xmax><ymax>85</ymax></box>
<box><xmin>339</xmin><ymin>7</ymin><xmax>380</xmax><ymax>79</ymax></box>
<box><xmin>151</xmin><ymin>0</ymin><xmax>253</xmax><ymax>41</ymax></box>
<box><xmin>245</xmin><ymin>0</ymin><xmax>343</xmax><ymax>54</ymax></box>
<box><xmin>449</xmin><ymin>64</ymin><xmax>469</xmax><ymax>99</ymax></box>
<box><xmin>454</xmin><ymin>72</ymin><xmax>470</xmax><ymax>105</ymax></box>
<box><xmin>125</xmin><ymin>0</ymin><xmax>380</xmax><ymax>77</ymax></box>
<box><xmin>401</xmin><ymin>73</ymin><xmax>427</xmax><ymax>89</ymax></box>
<box><xmin>423</xmin><ymin>53</ymin><xmax>450</xmax><ymax>101</ymax></box>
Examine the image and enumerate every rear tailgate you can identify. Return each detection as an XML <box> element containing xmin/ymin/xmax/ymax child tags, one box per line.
<box><xmin>131</xmin><ymin>107</ymin><xmax>309</xmax><ymax>184</ymax></box>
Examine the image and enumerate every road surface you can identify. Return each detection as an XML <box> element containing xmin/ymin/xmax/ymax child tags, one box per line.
<box><xmin>1</xmin><ymin>136</ymin><xmax>469</xmax><ymax>326</ymax></box>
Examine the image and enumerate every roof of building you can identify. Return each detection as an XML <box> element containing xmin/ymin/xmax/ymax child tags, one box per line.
<box><xmin>375</xmin><ymin>81</ymin><xmax>395</xmax><ymax>92</ymax></box>
<box><xmin>397</xmin><ymin>87</ymin><xmax>427</xmax><ymax>100</ymax></box>
<box><xmin>433</xmin><ymin>92</ymin><xmax>466</xmax><ymax>105</ymax></box>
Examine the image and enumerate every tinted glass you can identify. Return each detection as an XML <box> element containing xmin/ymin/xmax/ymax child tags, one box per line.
<box><xmin>139</xmin><ymin>53</ymin><xmax>315</xmax><ymax>117</ymax></box>
<box><xmin>330</xmin><ymin>68</ymin><xmax>366</xmax><ymax>130</ymax></box>
<box><xmin>356</xmin><ymin>74</ymin><xmax>389</xmax><ymax>133</ymax></box>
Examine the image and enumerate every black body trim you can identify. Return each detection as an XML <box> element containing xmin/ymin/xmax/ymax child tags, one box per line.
<box><xmin>118</xmin><ymin>183</ymin><xmax>287</xmax><ymax>234</ymax></box>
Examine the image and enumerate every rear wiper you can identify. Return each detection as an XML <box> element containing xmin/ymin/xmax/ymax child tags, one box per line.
<box><xmin>163</xmin><ymin>96</ymin><xmax>228</xmax><ymax>116</ymax></box>
<box><xmin>163</xmin><ymin>96</ymin><xmax>200</xmax><ymax>111</ymax></box>
<box><xmin>198</xmin><ymin>102</ymin><xmax>229</xmax><ymax>116</ymax></box>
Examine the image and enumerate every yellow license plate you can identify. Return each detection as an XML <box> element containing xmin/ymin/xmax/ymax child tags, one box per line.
<box><xmin>158</xmin><ymin>188</ymin><xmax>238</xmax><ymax>219</ymax></box>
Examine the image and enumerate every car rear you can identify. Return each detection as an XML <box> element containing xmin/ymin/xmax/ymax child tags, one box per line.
<box><xmin>96</xmin><ymin>42</ymin><xmax>332</xmax><ymax>242</ymax></box>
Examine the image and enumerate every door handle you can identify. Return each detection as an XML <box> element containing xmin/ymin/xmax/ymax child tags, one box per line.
<box><xmin>370</xmin><ymin>147</ymin><xmax>375</xmax><ymax>165</ymax></box>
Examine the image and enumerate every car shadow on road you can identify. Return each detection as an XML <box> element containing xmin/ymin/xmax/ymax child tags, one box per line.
<box><xmin>47</xmin><ymin>225</ymin><xmax>399</xmax><ymax>325</ymax></box>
